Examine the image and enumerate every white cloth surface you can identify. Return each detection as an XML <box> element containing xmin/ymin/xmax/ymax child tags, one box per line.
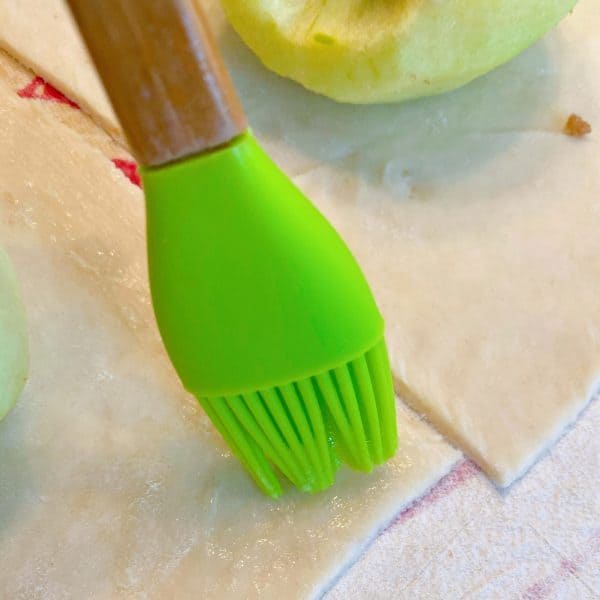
<box><xmin>329</xmin><ymin>397</ymin><xmax>599</xmax><ymax>599</ymax></box>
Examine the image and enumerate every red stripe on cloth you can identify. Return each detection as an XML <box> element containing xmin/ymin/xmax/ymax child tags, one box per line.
<box><xmin>111</xmin><ymin>159</ymin><xmax>142</xmax><ymax>188</ymax></box>
<box><xmin>522</xmin><ymin>529</ymin><xmax>600</xmax><ymax>599</ymax></box>
<box><xmin>17</xmin><ymin>76</ymin><xmax>79</xmax><ymax>108</ymax></box>
<box><xmin>387</xmin><ymin>459</ymin><xmax>479</xmax><ymax>529</ymax></box>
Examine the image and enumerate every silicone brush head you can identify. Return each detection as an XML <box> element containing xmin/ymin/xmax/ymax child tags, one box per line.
<box><xmin>141</xmin><ymin>133</ymin><xmax>398</xmax><ymax>497</ymax></box>
<box><xmin>198</xmin><ymin>339</ymin><xmax>396</xmax><ymax>496</ymax></box>
<box><xmin>67</xmin><ymin>0</ymin><xmax>398</xmax><ymax>497</ymax></box>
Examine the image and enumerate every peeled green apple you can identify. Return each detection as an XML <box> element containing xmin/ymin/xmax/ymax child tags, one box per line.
<box><xmin>0</xmin><ymin>247</ymin><xmax>28</xmax><ymax>421</ymax></box>
<box><xmin>220</xmin><ymin>0</ymin><xmax>577</xmax><ymax>103</ymax></box>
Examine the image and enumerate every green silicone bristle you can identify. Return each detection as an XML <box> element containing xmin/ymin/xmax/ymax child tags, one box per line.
<box><xmin>199</xmin><ymin>339</ymin><xmax>397</xmax><ymax>498</ymax></box>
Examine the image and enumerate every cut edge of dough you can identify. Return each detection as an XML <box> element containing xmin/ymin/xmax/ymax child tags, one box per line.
<box><xmin>497</xmin><ymin>380</ymin><xmax>600</xmax><ymax>487</ymax></box>
<box><xmin>393</xmin><ymin>375</ymin><xmax>597</xmax><ymax>487</ymax></box>
<box><xmin>311</xmin><ymin>447</ymin><xmax>463</xmax><ymax>598</ymax></box>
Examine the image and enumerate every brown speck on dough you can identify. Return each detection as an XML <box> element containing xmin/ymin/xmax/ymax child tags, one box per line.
<box><xmin>563</xmin><ymin>113</ymin><xmax>592</xmax><ymax>137</ymax></box>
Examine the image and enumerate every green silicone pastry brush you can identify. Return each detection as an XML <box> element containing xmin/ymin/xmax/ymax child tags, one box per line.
<box><xmin>67</xmin><ymin>0</ymin><xmax>397</xmax><ymax>497</ymax></box>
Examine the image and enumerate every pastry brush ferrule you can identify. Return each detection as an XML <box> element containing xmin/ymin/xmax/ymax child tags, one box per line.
<box><xmin>67</xmin><ymin>0</ymin><xmax>398</xmax><ymax>497</ymax></box>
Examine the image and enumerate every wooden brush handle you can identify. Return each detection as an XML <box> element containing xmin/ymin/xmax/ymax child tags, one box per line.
<box><xmin>66</xmin><ymin>0</ymin><xmax>247</xmax><ymax>166</ymax></box>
